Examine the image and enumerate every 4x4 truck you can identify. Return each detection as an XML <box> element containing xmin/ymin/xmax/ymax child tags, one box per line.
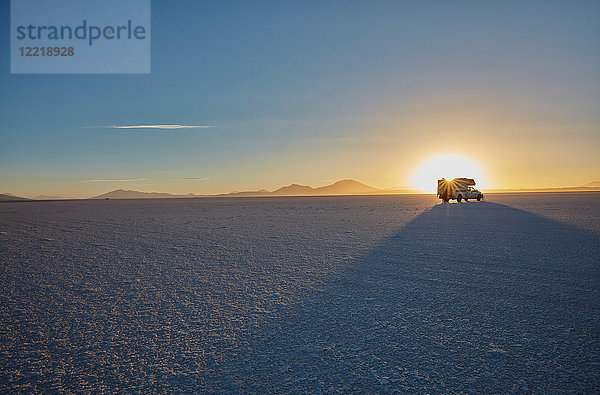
<box><xmin>437</xmin><ymin>178</ymin><xmax>484</xmax><ymax>202</ymax></box>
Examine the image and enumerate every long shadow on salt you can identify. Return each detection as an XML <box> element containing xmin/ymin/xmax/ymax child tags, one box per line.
<box><xmin>232</xmin><ymin>201</ymin><xmax>600</xmax><ymax>392</ymax></box>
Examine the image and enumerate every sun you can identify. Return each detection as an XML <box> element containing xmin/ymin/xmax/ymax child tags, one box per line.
<box><xmin>409</xmin><ymin>154</ymin><xmax>488</xmax><ymax>193</ymax></box>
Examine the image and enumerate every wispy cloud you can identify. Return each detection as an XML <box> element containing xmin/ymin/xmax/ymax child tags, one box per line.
<box><xmin>105</xmin><ymin>124</ymin><xmax>214</xmax><ymax>130</ymax></box>
<box><xmin>179</xmin><ymin>177</ymin><xmax>208</xmax><ymax>180</ymax></box>
<box><xmin>87</xmin><ymin>178</ymin><xmax>147</xmax><ymax>182</ymax></box>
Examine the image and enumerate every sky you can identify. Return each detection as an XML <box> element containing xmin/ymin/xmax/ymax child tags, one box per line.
<box><xmin>1</xmin><ymin>0</ymin><xmax>599</xmax><ymax>198</ymax></box>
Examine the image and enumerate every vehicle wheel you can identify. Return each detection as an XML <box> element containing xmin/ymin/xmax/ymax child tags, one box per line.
<box><xmin>465</xmin><ymin>198</ymin><xmax>469</xmax><ymax>202</ymax></box>
<box><xmin>444</xmin><ymin>198</ymin><xmax>449</xmax><ymax>202</ymax></box>
<box><xmin>457</xmin><ymin>195</ymin><xmax>462</xmax><ymax>202</ymax></box>
<box><xmin>477</xmin><ymin>194</ymin><xmax>482</xmax><ymax>201</ymax></box>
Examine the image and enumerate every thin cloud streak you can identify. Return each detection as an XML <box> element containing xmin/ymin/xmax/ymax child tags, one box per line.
<box><xmin>87</xmin><ymin>178</ymin><xmax>147</xmax><ymax>182</ymax></box>
<box><xmin>107</xmin><ymin>125</ymin><xmax>214</xmax><ymax>130</ymax></box>
<box><xmin>179</xmin><ymin>177</ymin><xmax>208</xmax><ymax>180</ymax></box>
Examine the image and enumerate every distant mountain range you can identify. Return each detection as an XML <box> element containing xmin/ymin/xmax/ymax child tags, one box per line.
<box><xmin>91</xmin><ymin>179</ymin><xmax>415</xmax><ymax>199</ymax></box>
<box><xmin>583</xmin><ymin>181</ymin><xmax>600</xmax><ymax>187</ymax></box>
<box><xmin>227</xmin><ymin>179</ymin><xmax>384</xmax><ymax>197</ymax></box>
<box><xmin>0</xmin><ymin>193</ymin><xmax>30</xmax><ymax>202</ymax></box>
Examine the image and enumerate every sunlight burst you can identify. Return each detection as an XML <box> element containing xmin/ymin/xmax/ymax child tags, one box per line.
<box><xmin>410</xmin><ymin>154</ymin><xmax>488</xmax><ymax>193</ymax></box>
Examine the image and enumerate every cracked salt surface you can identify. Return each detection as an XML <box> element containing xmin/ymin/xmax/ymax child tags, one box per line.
<box><xmin>0</xmin><ymin>193</ymin><xmax>599</xmax><ymax>392</ymax></box>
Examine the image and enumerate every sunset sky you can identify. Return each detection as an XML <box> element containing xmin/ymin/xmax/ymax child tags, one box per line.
<box><xmin>1</xmin><ymin>1</ymin><xmax>599</xmax><ymax>198</ymax></box>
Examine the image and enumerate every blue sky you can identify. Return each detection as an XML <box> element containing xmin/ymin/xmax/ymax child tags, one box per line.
<box><xmin>1</xmin><ymin>0</ymin><xmax>599</xmax><ymax>197</ymax></box>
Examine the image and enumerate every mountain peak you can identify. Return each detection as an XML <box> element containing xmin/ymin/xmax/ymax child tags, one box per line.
<box><xmin>0</xmin><ymin>193</ymin><xmax>30</xmax><ymax>201</ymax></box>
<box><xmin>330</xmin><ymin>179</ymin><xmax>363</xmax><ymax>185</ymax></box>
<box><xmin>314</xmin><ymin>179</ymin><xmax>380</xmax><ymax>195</ymax></box>
<box><xmin>272</xmin><ymin>183</ymin><xmax>314</xmax><ymax>195</ymax></box>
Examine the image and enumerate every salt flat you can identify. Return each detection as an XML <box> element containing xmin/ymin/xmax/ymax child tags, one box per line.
<box><xmin>0</xmin><ymin>193</ymin><xmax>598</xmax><ymax>392</ymax></box>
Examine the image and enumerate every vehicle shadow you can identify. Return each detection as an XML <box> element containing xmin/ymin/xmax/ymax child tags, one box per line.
<box><xmin>228</xmin><ymin>201</ymin><xmax>600</xmax><ymax>393</ymax></box>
